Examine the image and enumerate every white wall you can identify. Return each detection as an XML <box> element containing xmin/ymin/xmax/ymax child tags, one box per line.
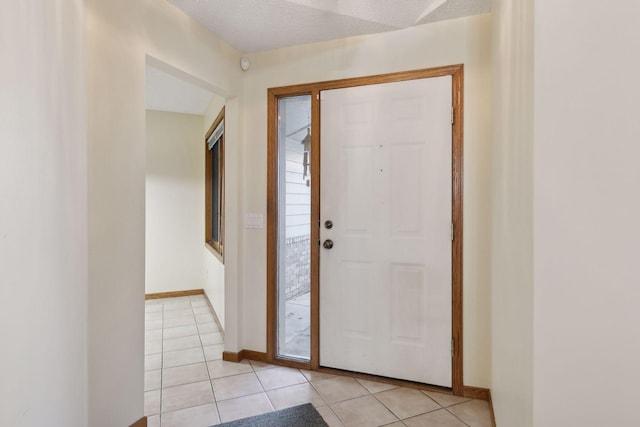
<box><xmin>490</xmin><ymin>0</ymin><xmax>534</xmax><ymax>426</ymax></box>
<box><xmin>86</xmin><ymin>0</ymin><xmax>242</xmax><ymax>424</ymax></box>
<box><xmin>0</xmin><ymin>1</ymin><xmax>88</xmax><ymax>426</ymax></box>
<box><xmin>533</xmin><ymin>1</ymin><xmax>640</xmax><ymax>425</ymax></box>
<box><xmin>145</xmin><ymin>110</ymin><xmax>205</xmax><ymax>294</ymax></box>
<box><xmin>239</xmin><ymin>14</ymin><xmax>493</xmax><ymax>387</ymax></box>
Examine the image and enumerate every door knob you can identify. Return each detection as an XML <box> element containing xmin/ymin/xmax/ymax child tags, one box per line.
<box><xmin>323</xmin><ymin>239</ymin><xmax>334</xmax><ymax>249</ymax></box>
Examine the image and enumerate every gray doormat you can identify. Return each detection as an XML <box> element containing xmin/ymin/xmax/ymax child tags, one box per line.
<box><xmin>213</xmin><ymin>403</ymin><xmax>328</xmax><ymax>427</ymax></box>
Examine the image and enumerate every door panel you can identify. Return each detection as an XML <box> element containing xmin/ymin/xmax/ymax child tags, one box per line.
<box><xmin>390</xmin><ymin>264</ymin><xmax>426</xmax><ymax>343</ymax></box>
<box><xmin>343</xmin><ymin>146</ymin><xmax>374</xmax><ymax>234</ymax></box>
<box><xmin>319</xmin><ymin>76</ymin><xmax>452</xmax><ymax>387</ymax></box>
<box><xmin>339</xmin><ymin>261</ymin><xmax>373</xmax><ymax>337</ymax></box>
<box><xmin>390</xmin><ymin>144</ymin><xmax>424</xmax><ymax>235</ymax></box>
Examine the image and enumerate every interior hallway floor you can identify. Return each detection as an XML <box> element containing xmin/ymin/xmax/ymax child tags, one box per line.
<box><xmin>145</xmin><ymin>295</ymin><xmax>493</xmax><ymax>427</ymax></box>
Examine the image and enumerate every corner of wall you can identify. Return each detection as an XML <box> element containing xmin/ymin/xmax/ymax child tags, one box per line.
<box><xmin>490</xmin><ymin>0</ymin><xmax>534</xmax><ymax>425</ymax></box>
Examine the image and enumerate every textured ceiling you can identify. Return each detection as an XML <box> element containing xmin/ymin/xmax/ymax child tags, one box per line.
<box><xmin>168</xmin><ymin>0</ymin><xmax>491</xmax><ymax>53</ymax></box>
<box><xmin>145</xmin><ymin>64</ymin><xmax>215</xmax><ymax>115</ymax></box>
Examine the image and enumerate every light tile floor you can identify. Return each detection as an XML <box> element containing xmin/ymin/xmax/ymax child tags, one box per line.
<box><xmin>145</xmin><ymin>296</ymin><xmax>493</xmax><ymax>427</ymax></box>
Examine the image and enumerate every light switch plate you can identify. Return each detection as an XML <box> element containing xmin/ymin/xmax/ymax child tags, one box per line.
<box><xmin>244</xmin><ymin>213</ymin><xmax>264</xmax><ymax>229</ymax></box>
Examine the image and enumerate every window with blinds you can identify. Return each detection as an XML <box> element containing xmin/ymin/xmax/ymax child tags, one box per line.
<box><xmin>205</xmin><ymin>107</ymin><xmax>224</xmax><ymax>258</ymax></box>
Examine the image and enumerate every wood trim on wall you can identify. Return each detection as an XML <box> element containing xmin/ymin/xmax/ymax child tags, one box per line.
<box><xmin>266</xmin><ymin>89</ymin><xmax>279</xmax><ymax>362</ymax></box>
<box><xmin>222</xmin><ymin>350</ymin><xmax>269</xmax><ymax>363</ymax></box>
<box><xmin>144</xmin><ymin>289</ymin><xmax>204</xmax><ymax>300</ymax></box>
<box><xmin>310</xmin><ymin>88</ymin><xmax>321</xmax><ymax>370</ymax></box>
<box><xmin>462</xmin><ymin>385</ymin><xmax>491</xmax><ymax>401</ymax></box>
<box><xmin>451</xmin><ymin>67</ymin><xmax>464</xmax><ymax>396</ymax></box>
<box><xmin>266</xmin><ymin>64</ymin><xmax>465</xmax><ymax>394</ymax></box>
<box><xmin>222</xmin><ymin>350</ymin><xmax>243</xmax><ymax>363</ymax></box>
<box><xmin>267</xmin><ymin>65</ymin><xmax>463</xmax><ymax>97</ymax></box>
<box><xmin>242</xmin><ymin>350</ymin><xmax>268</xmax><ymax>362</ymax></box>
<box><xmin>129</xmin><ymin>416</ymin><xmax>147</xmax><ymax>427</ymax></box>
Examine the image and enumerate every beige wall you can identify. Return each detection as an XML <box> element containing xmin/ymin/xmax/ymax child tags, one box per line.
<box><xmin>145</xmin><ymin>110</ymin><xmax>206</xmax><ymax>294</ymax></box>
<box><xmin>0</xmin><ymin>1</ymin><xmax>88</xmax><ymax>425</ymax></box>
<box><xmin>238</xmin><ymin>14</ymin><xmax>493</xmax><ymax>388</ymax></box>
<box><xmin>533</xmin><ymin>1</ymin><xmax>640</xmax><ymax>425</ymax></box>
<box><xmin>491</xmin><ymin>1</ymin><xmax>640</xmax><ymax>425</ymax></box>
<box><xmin>145</xmin><ymin>106</ymin><xmax>227</xmax><ymax>328</ymax></box>
<box><xmin>11</xmin><ymin>0</ymin><xmax>640</xmax><ymax>423</ymax></box>
<box><xmin>490</xmin><ymin>0</ymin><xmax>534</xmax><ymax>425</ymax></box>
<box><xmin>86</xmin><ymin>0</ymin><xmax>242</xmax><ymax>424</ymax></box>
<box><xmin>8</xmin><ymin>3</ymin><xmax>491</xmax><ymax>424</ymax></box>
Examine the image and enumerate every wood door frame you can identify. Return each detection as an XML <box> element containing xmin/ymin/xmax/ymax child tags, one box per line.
<box><xmin>267</xmin><ymin>64</ymin><xmax>464</xmax><ymax>394</ymax></box>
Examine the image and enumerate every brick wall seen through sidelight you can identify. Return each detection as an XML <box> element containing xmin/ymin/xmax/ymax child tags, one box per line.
<box><xmin>284</xmin><ymin>235</ymin><xmax>310</xmax><ymax>299</ymax></box>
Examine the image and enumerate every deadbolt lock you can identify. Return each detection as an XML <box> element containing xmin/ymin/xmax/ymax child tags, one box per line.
<box><xmin>324</xmin><ymin>220</ymin><xmax>333</xmax><ymax>229</ymax></box>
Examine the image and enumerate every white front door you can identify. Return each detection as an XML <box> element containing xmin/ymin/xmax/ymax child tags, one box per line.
<box><xmin>319</xmin><ymin>76</ymin><xmax>453</xmax><ymax>387</ymax></box>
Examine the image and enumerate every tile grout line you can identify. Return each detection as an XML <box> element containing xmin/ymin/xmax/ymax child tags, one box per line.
<box><xmin>191</xmin><ymin>303</ymin><xmax>224</xmax><ymax>423</ymax></box>
<box><xmin>443</xmin><ymin>403</ymin><xmax>474</xmax><ymax>427</ymax></box>
<box><xmin>144</xmin><ymin>301</ymin><xmax>162</xmax><ymax>419</ymax></box>
<box><xmin>215</xmin><ymin>389</ymin><xmax>265</xmax><ymax>403</ymax></box>
<box><xmin>209</xmin><ymin>367</ymin><xmax>255</xmax><ymax>381</ymax></box>
<box><xmin>311</xmin><ymin>379</ymin><xmax>448</xmax><ymax>426</ymax></box>
<box><xmin>241</xmin><ymin>368</ymin><xmax>276</xmax><ymax>418</ymax></box>
<box><xmin>160</xmin><ymin>400</ymin><xmax>227</xmax><ymax>419</ymax></box>
<box><xmin>372</xmin><ymin>387</ymin><xmax>444</xmax><ymax>422</ymax></box>
<box><xmin>301</xmin><ymin>376</ymin><xmax>330</xmax><ymax>412</ymax></box>
<box><xmin>152</xmin><ymin>297</ymin><xmax>219</xmax><ymax>422</ymax></box>
<box><xmin>152</xmin><ymin>297</ymin><xmax>198</xmax><ymax>421</ymax></box>
<box><xmin>306</xmin><ymin>377</ymin><xmax>372</xmax><ymax>426</ymax></box>
<box><xmin>248</xmin><ymin>366</ymin><xmax>275</xmax><ymax>414</ymax></box>
<box><xmin>306</xmin><ymin>377</ymin><xmax>332</xmax><ymax>406</ymax></box>
<box><xmin>249</xmin><ymin>361</ymin><xmax>296</xmax><ymax>412</ymax></box>
<box><xmin>192</xmin><ymin>297</ymin><xmax>221</xmax><ymax>424</ymax></box>
<box><xmin>369</xmin><ymin>390</ymin><xmax>409</xmax><ymax>423</ymax></box>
